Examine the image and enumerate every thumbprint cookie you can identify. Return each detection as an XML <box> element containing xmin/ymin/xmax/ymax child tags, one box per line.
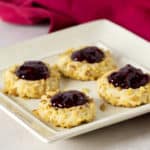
<box><xmin>33</xmin><ymin>90</ymin><xmax>96</xmax><ymax>128</ymax></box>
<box><xmin>97</xmin><ymin>64</ymin><xmax>150</xmax><ymax>107</ymax></box>
<box><xmin>3</xmin><ymin>61</ymin><xmax>60</xmax><ymax>98</ymax></box>
<box><xmin>57</xmin><ymin>46</ymin><xmax>117</xmax><ymax>80</ymax></box>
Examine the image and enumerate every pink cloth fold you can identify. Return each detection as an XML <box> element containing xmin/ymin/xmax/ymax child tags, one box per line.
<box><xmin>0</xmin><ymin>0</ymin><xmax>150</xmax><ymax>41</ymax></box>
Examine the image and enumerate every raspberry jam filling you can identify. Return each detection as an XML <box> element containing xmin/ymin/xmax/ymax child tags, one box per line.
<box><xmin>108</xmin><ymin>64</ymin><xmax>149</xmax><ymax>89</ymax></box>
<box><xmin>51</xmin><ymin>90</ymin><xmax>88</xmax><ymax>108</ymax></box>
<box><xmin>16</xmin><ymin>61</ymin><xmax>50</xmax><ymax>80</ymax></box>
<box><xmin>71</xmin><ymin>46</ymin><xmax>104</xmax><ymax>63</ymax></box>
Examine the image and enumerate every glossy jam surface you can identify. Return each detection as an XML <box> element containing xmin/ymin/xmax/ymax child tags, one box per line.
<box><xmin>16</xmin><ymin>61</ymin><xmax>49</xmax><ymax>80</ymax></box>
<box><xmin>51</xmin><ymin>90</ymin><xmax>88</xmax><ymax>108</ymax></box>
<box><xmin>108</xmin><ymin>64</ymin><xmax>149</xmax><ymax>89</ymax></box>
<box><xmin>71</xmin><ymin>46</ymin><xmax>104</xmax><ymax>63</ymax></box>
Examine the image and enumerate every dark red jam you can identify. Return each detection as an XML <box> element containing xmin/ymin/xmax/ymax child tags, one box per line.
<box><xmin>71</xmin><ymin>46</ymin><xmax>104</xmax><ymax>63</ymax></box>
<box><xmin>51</xmin><ymin>90</ymin><xmax>88</xmax><ymax>108</ymax></box>
<box><xmin>16</xmin><ymin>61</ymin><xmax>49</xmax><ymax>80</ymax></box>
<box><xmin>108</xmin><ymin>64</ymin><xmax>149</xmax><ymax>89</ymax></box>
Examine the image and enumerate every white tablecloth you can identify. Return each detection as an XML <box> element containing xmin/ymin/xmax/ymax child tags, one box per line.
<box><xmin>0</xmin><ymin>21</ymin><xmax>150</xmax><ymax>150</ymax></box>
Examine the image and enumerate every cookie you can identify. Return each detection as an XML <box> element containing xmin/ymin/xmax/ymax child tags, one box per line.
<box><xmin>3</xmin><ymin>61</ymin><xmax>60</xmax><ymax>98</ymax></box>
<box><xmin>33</xmin><ymin>90</ymin><xmax>96</xmax><ymax>128</ymax></box>
<box><xmin>97</xmin><ymin>64</ymin><xmax>150</xmax><ymax>107</ymax></box>
<box><xmin>57</xmin><ymin>46</ymin><xmax>117</xmax><ymax>80</ymax></box>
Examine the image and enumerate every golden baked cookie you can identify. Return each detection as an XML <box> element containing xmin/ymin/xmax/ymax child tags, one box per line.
<box><xmin>97</xmin><ymin>64</ymin><xmax>150</xmax><ymax>107</ymax></box>
<box><xmin>3</xmin><ymin>61</ymin><xmax>60</xmax><ymax>99</ymax></box>
<box><xmin>57</xmin><ymin>46</ymin><xmax>117</xmax><ymax>80</ymax></box>
<box><xmin>33</xmin><ymin>90</ymin><xmax>96</xmax><ymax>128</ymax></box>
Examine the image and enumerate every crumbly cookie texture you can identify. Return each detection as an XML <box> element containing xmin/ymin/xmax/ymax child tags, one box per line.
<box><xmin>3</xmin><ymin>64</ymin><xmax>60</xmax><ymax>99</ymax></box>
<box><xmin>97</xmin><ymin>71</ymin><xmax>150</xmax><ymax>107</ymax></box>
<box><xmin>33</xmin><ymin>92</ymin><xmax>96</xmax><ymax>128</ymax></box>
<box><xmin>57</xmin><ymin>48</ymin><xmax>117</xmax><ymax>80</ymax></box>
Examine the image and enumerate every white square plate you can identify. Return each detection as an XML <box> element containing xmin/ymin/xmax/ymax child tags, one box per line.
<box><xmin>0</xmin><ymin>19</ymin><xmax>150</xmax><ymax>143</ymax></box>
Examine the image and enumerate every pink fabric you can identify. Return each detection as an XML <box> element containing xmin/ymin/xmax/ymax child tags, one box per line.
<box><xmin>0</xmin><ymin>0</ymin><xmax>150</xmax><ymax>41</ymax></box>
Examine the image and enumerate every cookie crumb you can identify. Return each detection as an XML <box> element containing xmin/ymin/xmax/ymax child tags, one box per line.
<box><xmin>43</xmin><ymin>90</ymin><xmax>59</xmax><ymax>99</ymax></box>
<box><xmin>100</xmin><ymin>103</ymin><xmax>106</xmax><ymax>112</ymax></box>
<box><xmin>82</xmin><ymin>88</ymin><xmax>90</xmax><ymax>94</ymax></box>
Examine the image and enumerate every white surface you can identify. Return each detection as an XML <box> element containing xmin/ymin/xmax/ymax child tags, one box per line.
<box><xmin>0</xmin><ymin>20</ymin><xmax>150</xmax><ymax>149</ymax></box>
<box><xmin>0</xmin><ymin>21</ymin><xmax>49</xmax><ymax>47</ymax></box>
